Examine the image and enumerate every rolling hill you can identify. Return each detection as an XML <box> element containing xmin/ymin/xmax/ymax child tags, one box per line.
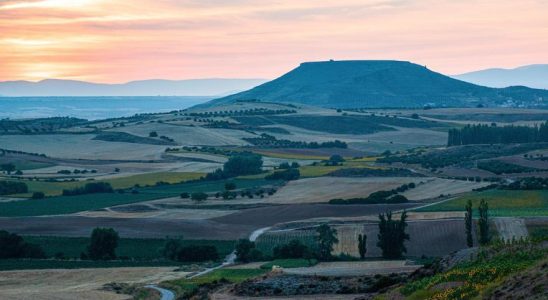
<box><xmin>453</xmin><ymin>64</ymin><xmax>548</xmax><ymax>89</ymax></box>
<box><xmin>202</xmin><ymin>60</ymin><xmax>548</xmax><ymax>108</ymax></box>
<box><xmin>0</xmin><ymin>78</ymin><xmax>267</xmax><ymax>97</ymax></box>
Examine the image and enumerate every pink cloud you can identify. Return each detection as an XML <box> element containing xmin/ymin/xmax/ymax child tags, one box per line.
<box><xmin>0</xmin><ymin>0</ymin><xmax>547</xmax><ymax>82</ymax></box>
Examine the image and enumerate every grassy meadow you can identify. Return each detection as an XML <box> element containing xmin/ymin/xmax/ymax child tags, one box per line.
<box><xmin>416</xmin><ymin>189</ymin><xmax>548</xmax><ymax>217</ymax></box>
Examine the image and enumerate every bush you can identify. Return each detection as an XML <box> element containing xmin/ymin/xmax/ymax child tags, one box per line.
<box><xmin>31</xmin><ymin>191</ymin><xmax>45</xmax><ymax>199</ymax></box>
<box><xmin>62</xmin><ymin>182</ymin><xmax>114</xmax><ymax>196</ymax></box>
<box><xmin>191</xmin><ymin>192</ymin><xmax>208</xmax><ymax>201</ymax></box>
<box><xmin>0</xmin><ymin>181</ymin><xmax>28</xmax><ymax>195</ymax></box>
<box><xmin>180</xmin><ymin>192</ymin><xmax>190</xmax><ymax>199</ymax></box>
<box><xmin>265</xmin><ymin>168</ymin><xmax>300</xmax><ymax>181</ymax></box>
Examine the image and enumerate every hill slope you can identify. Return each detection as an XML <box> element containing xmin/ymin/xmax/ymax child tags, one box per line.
<box><xmin>0</xmin><ymin>78</ymin><xmax>266</xmax><ymax>97</ymax></box>
<box><xmin>454</xmin><ymin>64</ymin><xmax>548</xmax><ymax>89</ymax></box>
<box><xmin>203</xmin><ymin>60</ymin><xmax>548</xmax><ymax>108</ymax></box>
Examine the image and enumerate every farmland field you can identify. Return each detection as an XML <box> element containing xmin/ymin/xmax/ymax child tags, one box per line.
<box><xmin>0</xmin><ymin>193</ymin><xmax>162</xmax><ymax>217</ymax></box>
<box><xmin>416</xmin><ymin>189</ymin><xmax>548</xmax><ymax>217</ymax></box>
<box><xmin>10</xmin><ymin>171</ymin><xmax>205</xmax><ymax>196</ymax></box>
<box><xmin>264</xmin><ymin>177</ymin><xmax>421</xmax><ymax>204</ymax></box>
<box><xmin>0</xmin><ymin>178</ymin><xmax>277</xmax><ymax>216</ymax></box>
<box><xmin>0</xmin><ymin>266</ymin><xmax>187</xmax><ymax>300</ymax></box>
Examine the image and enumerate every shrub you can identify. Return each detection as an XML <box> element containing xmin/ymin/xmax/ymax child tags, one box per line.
<box><xmin>31</xmin><ymin>191</ymin><xmax>45</xmax><ymax>199</ymax></box>
<box><xmin>180</xmin><ymin>192</ymin><xmax>190</xmax><ymax>199</ymax></box>
<box><xmin>191</xmin><ymin>192</ymin><xmax>208</xmax><ymax>201</ymax></box>
<box><xmin>62</xmin><ymin>182</ymin><xmax>114</xmax><ymax>196</ymax></box>
<box><xmin>265</xmin><ymin>168</ymin><xmax>300</xmax><ymax>181</ymax></box>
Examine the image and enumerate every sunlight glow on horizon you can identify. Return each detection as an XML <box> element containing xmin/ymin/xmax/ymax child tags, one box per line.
<box><xmin>0</xmin><ymin>0</ymin><xmax>547</xmax><ymax>82</ymax></box>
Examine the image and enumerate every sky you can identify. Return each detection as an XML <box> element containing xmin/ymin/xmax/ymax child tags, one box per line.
<box><xmin>1</xmin><ymin>0</ymin><xmax>547</xmax><ymax>83</ymax></box>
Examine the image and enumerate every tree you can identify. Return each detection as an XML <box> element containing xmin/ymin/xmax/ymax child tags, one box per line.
<box><xmin>191</xmin><ymin>192</ymin><xmax>208</xmax><ymax>201</ymax></box>
<box><xmin>465</xmin><ymin>199</ymin><xmax>473</xmax><ymax>247</ymax></box>
<box><xmin>87</xmin><ymin>227</ymin><xmax>119</xmax><ymax>260</ymax></box>
<box><xmin>162</xmin><ymin>238</ymin><xmax>182</xmax><ymax>260</ymax></box>
<box><xmin>235</xmin><ymin>239</ymin><xmax>256</xmax><ymax>262</ymax></box>
<box><xmin>316</xmin><ymin>224</ymin><xmax>338</xmax><ymax>260</ymax></box>
<box><xmin>223</xmin><ymin>152</ymin><xmax>263</xmax><ymax>177</ymax></box>
<box><xmin>358</xmin><ymin>234</ymin><xmax>367</xmax><ymax>259</ymax></box>
<box><xmin>149</xmin><ymin>131</ymin><xmax>158</xmax><ymax>137</ymax></box>
<box><xmin>377</xmin><ymin>211</ymin><xmax>410</xmax><ymax>259</ymax></box>
<box><xmin>0</xmin><ymin>230</ymin><xmax>45</xmax><ymax>259</ymax></box>
<box><xmin>478</xmin><ymin>199</ymin><xmax>490</xmax><ymax>245</ymax></box>
<box><xmin>1</xmin><ymin>163</ymin><xmax>15</xmax><ymax>175</ymax></box>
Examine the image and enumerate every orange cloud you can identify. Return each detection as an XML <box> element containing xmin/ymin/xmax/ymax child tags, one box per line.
<box><xmin>0</xmin><ymin>0</ymin><xmax>547</xmax><ymax>82</ymax></box>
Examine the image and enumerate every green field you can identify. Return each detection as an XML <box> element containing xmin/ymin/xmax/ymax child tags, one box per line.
<box><xmin>415</xmin><ymin>190</ymin><xmax>548</xmax><ymax>217</ymax></box>
<box><xmin>23</xmin><ymin>236</ymin><xmax>236</xmax><ymax>260</ymax></box>
<box><xmin>12</xmin><ymin>172</ymin><xmax>205</xmax><ymax>196</ymax></box>
<box><xmin>138</xmin><ymin>178</ymin><xmax>278</xmax><ymax>195</ymax></box>
<box><xmin>0</xmin><ymin>178</ymin><xmax>276</xmax><ymax>217</ymax></box>
<box><xmin>163</xmin><ymin>268</ymin><xmax>268</xmax><ymax>298</ymax></box>
<box><xmin>0</xmin><ymin>193</ymin><xmax>160</xmax><ymax>217</ymax></box>
<box><xmin>260</xmin><ymin>258</ymin><xmax>317</xmax><ymax>269</ymax></box>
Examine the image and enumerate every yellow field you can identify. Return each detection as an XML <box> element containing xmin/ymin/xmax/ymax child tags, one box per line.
<box><xmin>10</xmin><ymin>172</ymin><xmax>205</xmax><ymax>196</ymax></box>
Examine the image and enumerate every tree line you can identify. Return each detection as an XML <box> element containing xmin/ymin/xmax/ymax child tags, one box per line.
<box><xmin>447</xmin><ymin>121</ymin><xmax>548</xmax><ymax>146</ymax></box>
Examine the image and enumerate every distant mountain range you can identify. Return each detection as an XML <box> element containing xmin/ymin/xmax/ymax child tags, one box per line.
<box><xmin>203</xmin><ymin>60</ymin><xmax>548</xmax><ymax>109</ymax></box>
<box><xmin>0</xmin><ymin>78</ymin><xmax>267</xmax><ymax>97</ymax></box>
<box><xmin>453</xmin><ymin>64</ymin><xmax>548</xmax><ymax>89</ymax></box>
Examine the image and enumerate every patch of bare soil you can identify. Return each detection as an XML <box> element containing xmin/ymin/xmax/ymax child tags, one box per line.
<box><xmin>0</xmin><ymin>267</ymin><xmax>186</xmax><ymax>300</ymax></box>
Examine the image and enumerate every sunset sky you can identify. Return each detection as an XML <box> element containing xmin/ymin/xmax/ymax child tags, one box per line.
<box><xmin>1</xmin><ymin>0</ymin><xmax>547</xmax><ymax>83</ymax></box>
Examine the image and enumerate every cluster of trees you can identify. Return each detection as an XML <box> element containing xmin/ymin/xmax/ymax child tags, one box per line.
<box><xmin>0</xmin><ymin>230</ymin><xmax>45</xmax><ymax>259</ymax></box>
<box><xmin>244</xmin><ymin>134</ymin><xmax>348</xmax><ymax>149</ymax></box>
<box><xmin>206</xmin><ymin>152</ymin><xmax>264</xmax><ymax>180</ymax></box>
<box><xmin>502</xmin><ymin>177</ymin><xmax>548</xmax><ymax>190</ymax></box>
<box><xmin>57</xmin><ymin>169</ymin><xmax>97</xmax><ymax>175</ymax></box>
<box><xmin>448</xmin><ymin>122</ymin><xmax>548</xmax><ymax>146</ymax></box>
<box><xmin>188</xmin><ymin>108</ymin><xmax>297</xmax><ymax>118</ymax></box>
<box><xmin>0</xmin><ymin>180</ymin><xmax>28</xmax><ymax>195</ymax></box>
<box><xmin>62</xmin><ymin>182</ymin><xmax>114</xmax><ymax>196</ymax></box>
<box><xmin>328</xmin><ymin>167</ymin><xmax>418</xmax><ymax>177</ymax></box>
<box><xmin>1</xmin><ymin>163</ymin><xmax>16</xmax><ymax>174</ymax></box>
<box><xmin>377</xmin><ymin>212</ymin><xmax>410</xmax><ymax>259</ymax></box>
<box><xmin>236</xmin><ymin>224</ymin><xmax>340</xmax><ymax>263</ymax></box>
<box><xmin>265</xmin><ymin>168</ymin><xmax>300</xmax><ymax>181</ymax></box>
<box><xmin>238</xmin><ymin>213</ymin><xmax>411</xmax><ymax>262</ymax></box>
<box><xmin>464</xmin><ymin>199</ymin><xmax>490</xmax><ymax>247</ymax></box>
<box><xmin>329</xmin><ymin>183</ymin><xmax>414</xmax><ymax>205</ymax></box>
<box><xmin>162</xmin><ymin>239</ymin><xmax>219</xmax><ymax>262</ymax></box>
